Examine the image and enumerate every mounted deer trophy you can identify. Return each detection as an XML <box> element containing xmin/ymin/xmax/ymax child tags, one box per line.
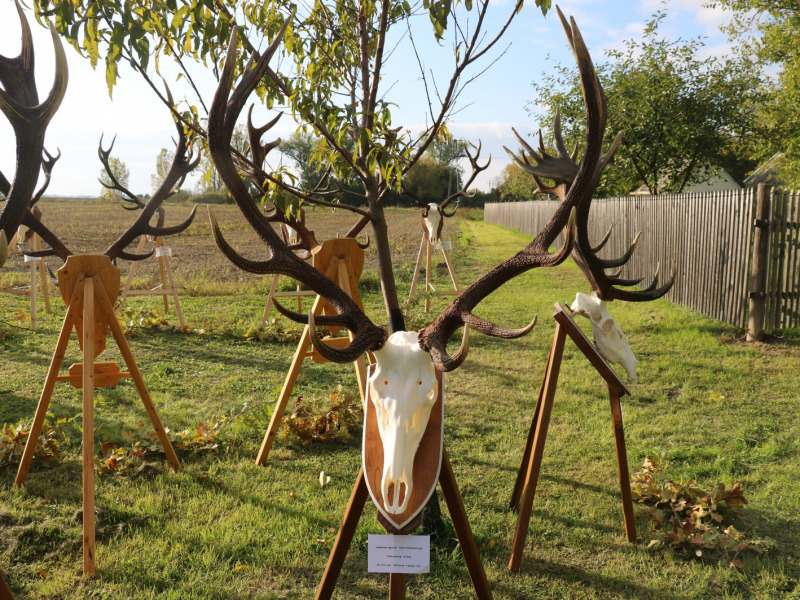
<box><xmin>0</xmin><ymin>1</ymin><xmax>67</xmax><ymax>269</ymax></box>
<box><xmin>407</xmin><ymin>145</ymin><xmax>488</xmax><ymax>312</ymax></box>
<box><xmin>99</xmin><ymin>137</ymin><xmax>189</xmax><ymax>328</ymax></box>
<box><xmin>207</xmin><ymin>7</ymin><xmax>672</xmax><ymax>598</ymax></box>
<box><xmin>5</xmin><ymin>22</ymin><xmax>199</xmax><ymax>571</ymax></box>
<box><xmin>504</xmin><ymin>103</ymin><xmax>673</xmax><ymax>381</ymax></box>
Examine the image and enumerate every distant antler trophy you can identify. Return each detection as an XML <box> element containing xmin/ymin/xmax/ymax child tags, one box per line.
<box><xmin>4</xmin><ymin>10</ymin><xmax>198</xmax><ymax>573</ymax></box>
<box><xmin>205</xmin><ymin>5</ymin><xmax>672</xmax><ymax>598</ymax></box>
<box><xmin>100</xmin><ymin>137</ymin><xmax>190</xmax><ymax>328</ymax></box>
<box><xmin>407</xmin><ymin>144</ymin><xmax>488</xmax><ymax>312</ymax></box>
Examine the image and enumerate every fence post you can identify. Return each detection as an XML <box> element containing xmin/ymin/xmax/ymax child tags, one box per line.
<box><xmin>747</xmin><ymin>183</ymin><xmax>772</xmax><ymax>341</ymax></box>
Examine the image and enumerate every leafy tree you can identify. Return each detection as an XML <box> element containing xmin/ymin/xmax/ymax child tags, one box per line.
<box><xmin>530</xmin><ymin>9</ymin><xmax>761</xmax><ymax>196</ymax></box>
<box><xmin>98</xmin><ymin>157</ymin><xmax>130</xmax><ymax>201</ymax></box>
<box><xmin>708</xmin><ymin>0</ymin><xmax>800</xmax><ymax>186</ymax></box>
<box><xmin>279</xmin><ymin>131</ymin><xmax>329</xmax><ymax>193</ymax></box>
<box><xmin>495</xmin><ymin>161</ymin><xmax>540</xmax><ymax>201</ymax></box>
<box><xmin>404</xmin><ymin>156</ymin><xmax>458</xmax><ymax>205</ymax></box>
<box><xmin>151</xmin><ymin>148</ymin><xmax>174</xmax><ymax>193</ymax></box>
<box><xmin>33</xmin><ymin>0</ymin><xmax>550</xmax><ymax>326</ymax></box>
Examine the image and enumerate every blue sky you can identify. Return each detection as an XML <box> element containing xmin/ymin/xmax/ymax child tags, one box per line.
<box><xmin>0</xmin><ymin>0</ymin><xmax>738</xmax><ymax>197</ymax></box>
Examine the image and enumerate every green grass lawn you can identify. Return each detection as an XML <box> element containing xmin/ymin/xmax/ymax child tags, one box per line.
<box><xmin>1</xmin><ymin>211</ymin><xmax>799</xmax><ymax>599</ymax></box>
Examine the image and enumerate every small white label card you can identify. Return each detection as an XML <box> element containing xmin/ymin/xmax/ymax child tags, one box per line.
<box><xmin>438</xmin><ymin>240</ymin><xmax>452</xmax><ymax>251</ymax></box>
<box><xmin>368</xmin><ymin>534</ymin><xmax>430</xmax><ymax>574</ymax></box>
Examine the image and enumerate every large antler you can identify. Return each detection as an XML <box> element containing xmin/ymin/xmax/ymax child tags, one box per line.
<box><xmin>103</xmin><ymin>106</ymin><xmax>199</xmax><ymax>262</ymax></box>
<box><xmin>98</xmin><ymin>135</ymin><xmax>145</xmax><ymax>211</ymax></box>
<box><xmin>207</xmin><ymin>22</ymin><xmax>387</xmax><ymax>362</ymax></box>
<box><xmin>504</xmin><ymin>94</ymin><xmax>673</xmax><ymax>301</ymax></box>
<box><xmin>0</xmin><ymin>1</ymin><xmax>68</xmax><ymax>264</ymax></box>
<box><xmin>418</xmin><ymin>8</ymin><xmax>607</xmax><ymax>371</ymax></box>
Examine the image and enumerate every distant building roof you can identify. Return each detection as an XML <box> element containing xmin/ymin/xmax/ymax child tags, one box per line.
<box><xmin>744</xmin><ymin>153</ymin><xmax>786</xmax><ymax>188</ymax></box>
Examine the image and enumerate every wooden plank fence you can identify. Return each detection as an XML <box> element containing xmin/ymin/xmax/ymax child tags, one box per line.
<box><xmin>485</xmin><ymin>186</ymin><xmax>800</xmax><ymax>332</ymax></box>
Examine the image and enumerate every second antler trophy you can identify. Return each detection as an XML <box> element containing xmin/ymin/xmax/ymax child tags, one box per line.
<box><xmin>204</xmin><ymin>3</ymin><xmax>673</xmax><ymax>598</ymax></box>
<box><xmin>407</xmin><ymin>145</ymin><xmax>489</xmax><ymax>312</ymax></box>
<box><xmin>99</xmin><ymin>138</ymin><xmax>189</xmax><ymax>328</ymax></box>
<box><xmin>3</xmin><ymin>10</ymin><xmax>199</xmax><ymax>574</ymax></box>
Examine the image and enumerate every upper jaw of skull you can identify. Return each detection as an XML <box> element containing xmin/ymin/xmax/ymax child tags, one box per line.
<box><xmin>368</xmin><ymin>330</ymin><xmax>439</xmax><ymax>514</ymax></box>
<box><xmin>424</xmin><ymin>204</ymin><xmax>442</xmax><ymax>243</ymax></box>
<box><xmin>570</xmin><ymin>292</ymin><xmax>638</xmax><ymax>383</ymax></box>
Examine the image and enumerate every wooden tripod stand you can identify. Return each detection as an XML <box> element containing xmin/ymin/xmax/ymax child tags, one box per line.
<box><xmin>0</xmin><ymin>228</ymin><xmax>51</xmax><ymax>329</ymax></box>
<box><xmin>119</xmin><ymin>234</ymin><xmax>186</xmax><ymax>329</ymax></box>
<box><xmin>408</xmin><ymin>234</ymin><xmax>460</xmax><ymax>313</ymax></box>
<box><xmin>260</xmin><ymin>273</ymin><xmax>315</xmax><ymax>327</ymax></box>
<box><xmin>14</xmin><ymin>254</ymin><xmax>182</xmax><ymax>576</ymax></box>
<box><xmin>315</xmin><ymin>448</ymin><xmax>493</xmax><ymax>600</ymax></box>
<box><xmin>255</xmin><ymin>238</ymin><xmax>369</xmax><ymax>465</ymax></box>
<box><xmin>507</xmin><ymin>303</ymin><xmax>636</xmax><ymax>572</ymax></box>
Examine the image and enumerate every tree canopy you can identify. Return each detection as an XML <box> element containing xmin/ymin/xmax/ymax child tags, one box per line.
<box><xmin>33</xmin><ymin>0</ymin><xmax>550</xmax><ymax>323</ymax></box>
<box><xmin>708</xmin><ymin>0</ymin><xmax>800</xmax><ymax>187</ymax></box>
<box><xmin>529</xmin><ymin>9</ymin><xmax>761</xmax><ymax>196</ymax></box>
<box><xmin>98</xmin><ymin>156</ymin><xmax>130</xmax><ymax>202</ymax></box>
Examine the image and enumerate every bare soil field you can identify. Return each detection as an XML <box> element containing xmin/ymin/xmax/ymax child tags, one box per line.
<box><xmin>1</xmin><ymin>199</ymin><xmax>432</xmax><ymax>290</ymax></box>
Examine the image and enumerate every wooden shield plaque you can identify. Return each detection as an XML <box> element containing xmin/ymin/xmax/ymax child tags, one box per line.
<box><xmin>57</xmin><ymin>254</ymin><xmax>121</xmax><ymax>358</ymax></box>
<box><xmin>362</xmin><ymin>365</ymin><xmax>444</xmax><ymax>533</ymax></box>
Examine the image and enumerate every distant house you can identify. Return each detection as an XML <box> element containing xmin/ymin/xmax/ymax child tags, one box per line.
<box><xmin>743</xmin><ymin>153</ymin><xmax>786</xmax><ymax>188</ymax></box>
<box><xmin>629</xmin><ymin>164</ymin><xmax>741</xmax><ymax>195</ymax></box>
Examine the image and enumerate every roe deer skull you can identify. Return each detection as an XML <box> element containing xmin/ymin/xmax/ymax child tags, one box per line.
<box><xmin>368</xmin><ymin>330</ymin><xmax>439</xmax><ymax>514</ymax></box>
<box><xmin>570</xmin><ymin>292</ymin><xmax>638</xmax><ymax>383</ymax></box>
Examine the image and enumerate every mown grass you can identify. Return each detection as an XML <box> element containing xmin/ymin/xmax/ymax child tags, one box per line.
<box><xmin>1</xmin><ymin>206</ymin><xmax>799</xmax><ymax>599</ymax></box>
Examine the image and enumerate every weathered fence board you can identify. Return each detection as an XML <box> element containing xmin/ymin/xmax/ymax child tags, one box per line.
<box><xmin>485</xmin><ymin>188</ymin><xmax>800</xmax><ymax>331</ymax></box>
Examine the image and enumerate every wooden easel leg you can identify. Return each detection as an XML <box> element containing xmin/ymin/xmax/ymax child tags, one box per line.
<box><xmin>261</xmin><ymin>273</ymin><xmax>281</xmax><ymax>328</ymax></box>
<box><xmin>389</xmin><ymin>573</ymin><xmax>406</xmax><ymax>599</ymax></box>
<box><xmin>440</xmin><ymin>247</ymin><xmax>460</xmax><ymax>291</ymax></box>
<box><xmin>439</xmin><ymin>448</ymin><xmax>493</xmax><ymax>599</ymax></box>
<box><xmin>28</xmin><ymin>258</ymin><xmax>37</xmax><ymax>330</ymax></box>
<box><xmin>15</xmin><ymin>276</ymin><xmax>85</xmax><ymax>487</ymax></box>
<box><xmin>610</xmin><ymin>388</ymin><xmax>637</xmax><ymax>542</ymax></box>
<box><xmin>256</xmin><ymin>295</ymin><xmax>324</xmax><ymax>465</ymax></box>
<box><xmin>34</xmin><ymin>235</ymin><xmax>51</xmax><ymax>314</ymax></box>
<box><xmin>508</xmin><ymin>323</ymin><xmax>567</xmax><ymax>573</ymax></box>
<box><xmin>120</xmin><ymin>236</ymin><xmax>147</xmax><ymax>303</ymax></box>
<box><xmin>155</xmin><ymin>239</ymin><xmax>169</xmax><ymax>314</ymax></box>
<box><xmin>509</xmin><ymin>366</ymin><xmax>548</xmax><ymax>510</ymax></box>
<box><xmin>315</xmin><ymin>467</ymin><xmax>369</xmax><ymax>600</ymax></box>
<box><xmin>407</xmin><ymin>234</ymin><xmax>426</xmax><ymax>307</ymax></box>
<box><xmin>94</xmin><ymin>283</ymin><xmax>181</xmax><ymax>473</ymax></box>
<box><xmin>160</xmin><ymin>246</ymin><xmax>186</xmax><ymax>328</ymax></box>
<box><xmin>424</xmin><ymin>239</ymin><xmax>432</xmax><ymax>313</ymax></box>
<box><xmin>82</xmin><ymin>276</ymin><xmax>97</xmax><ymax>576</ymax></box>
<box><xmin>1</xmin><ymin>569</ymin><xmax>13</xmax><ymax>600</ymax></box>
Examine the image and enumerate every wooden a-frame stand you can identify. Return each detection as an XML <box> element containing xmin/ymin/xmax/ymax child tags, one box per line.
<box><xmin>408</xmin><ymin>234</ymin><xmax>460</xmax><ymax>313</ymax></box>
<box><xmin>315</xmin><ymin>448</ymin><xmax>493</xmax><ymax>600</ymax></box>
<box><xmin>118</xmin><ymin>234</ymin><xmax>186</xmax><ymax>329</ymax></box>
<box><xmin>14</xmin><ymin>254</ymin><xmax>181</xmax><ymax>576</ymax></box>
<box><xmin>255</xmin><ymin>238</ymin><xmax>369</xmax><ymax>466</ymax></box>
<box><xmin>507</xmin><ymin>303</ymin><xmax>636</xmax><ymax>572</ymax></box>
<box><xmin>260</xmin><ymin>273</ymin><xmax>315</xmax><ymax>327</ymax></box>
<box><xmin>0</xmin><ymin>229</ymin><xmax>51</xmax><ymax>329</ymax></box>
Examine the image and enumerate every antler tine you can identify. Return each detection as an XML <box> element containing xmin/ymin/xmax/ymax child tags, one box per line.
<box><xmin>98</xmin><ymin>134</ymin><xmax>145</xmax><ymax>210</ymax></box>
<box><xmin>0</xmin><ymin>5</ymin><xmax>68</xmax><ymax>244</ymax></box>
<box><xmin>208</xmin><ymin>23</ymin><xmax>387</xmax><ymax>362</ymax></box>
<box><xmin>104</xmin><ymin>102</ymin><xmax>199</xmax><ymax>261</ymax></box>
<box><xmin>22</xmin><ymin>209</ymin><xmax>71</xmax><ymax>259</ymax></box>
<box><xmin>31</xmin><ymin>147</ymin><xmax>60</xmax><ymax>206</ymax></box>
<box><xmin>420</xmin><ymin>8</ymin><xmax>610</xmax><ymax>372</ymax></box>
<box><xmin>441</xmin><ymin>201</ymin><xmax>459</xmax><ymax>218</ymax></box>
<box><xmin>440</xmin><ymin>141</ymin><xmax>490</xmax><ymax>210</ymax></box>
<box><xmin>247</xmin><ymin>105</ymin><xmax>282</xmax><ymax>168</ymax></box>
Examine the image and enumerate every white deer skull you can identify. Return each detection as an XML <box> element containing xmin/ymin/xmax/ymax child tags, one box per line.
<box><xmin>570</xmin><ymin>292</ymin><xmax>638</xmax><ymax>383</ymax></box>
<box><xmin>423</xmin><ymin>203</ymin><xmax>443</xmax><ymax>243</ymax></box>
<box><xmin>368</xmin><ymin>330</ymin><xmax>439</xmax><ymax>514</ymax></box>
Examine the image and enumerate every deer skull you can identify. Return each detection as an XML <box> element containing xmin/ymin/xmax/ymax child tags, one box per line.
<box><xmin>570</xmin><ymin>292</ymin><xmax>638</xmax><ymax>383</ymax></box>
<box><xmin>368</xmin><ymin>330</ymin><xmax>439</xmax><ymax>514</ymax></box>
<box><xmin>423</xmin><ymin>204</ymin><xmax>443</xmax><ymax>244</ymax></box>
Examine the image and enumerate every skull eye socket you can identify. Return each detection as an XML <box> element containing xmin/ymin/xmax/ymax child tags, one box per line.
<box><xmin>418</xmin><ymin>380</ymin><xmax>422</xmax><ymax>385</ymax></box>
<box><xmin>384</xmin><ymin>379</ymin><xmax>389</xmax><ymax>385</ymax></box>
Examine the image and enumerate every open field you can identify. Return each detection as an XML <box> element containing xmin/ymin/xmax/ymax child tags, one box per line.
<box><xmin>1</xmin><ymin>199</ymin><xmax>799</xmax><ymax>599</ymax></box>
